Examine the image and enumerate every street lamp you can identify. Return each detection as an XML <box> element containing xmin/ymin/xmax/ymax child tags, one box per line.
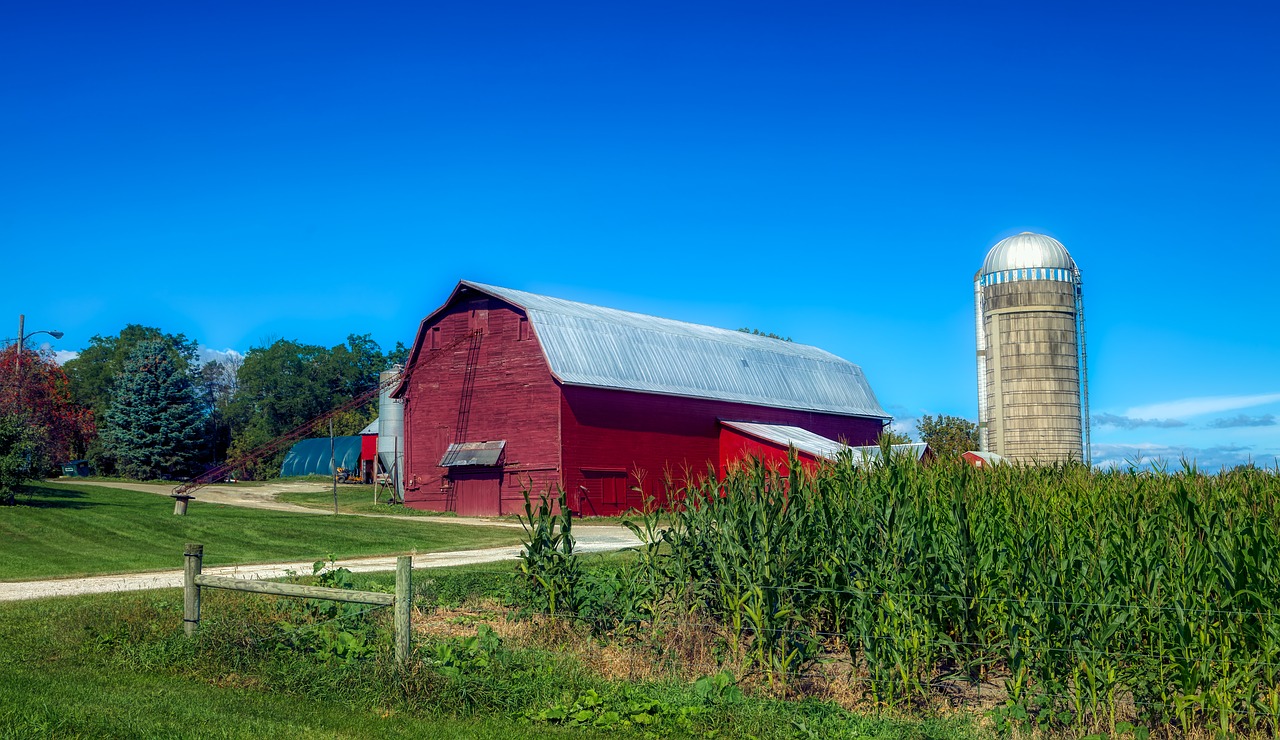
<box><xmin>15</xmin><ymin>314</ymin><xmax>64</xmax><ymax>373</ymax></box>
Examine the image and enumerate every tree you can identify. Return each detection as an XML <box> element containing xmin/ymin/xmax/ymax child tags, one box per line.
<box><xmin>98</xmin><ymin>340</ymin><xmax>206</xmax><ymax>480</ymax></box>
<box><xmin>915</xmin><ymin>414</ymin><xmax>979</xmax><ymax>458</ymax></box>
<box><xmin>878</xmin><ymin>427</ymin><xmax>913</xmax><ymax>446</ymax></box>
<box><xmin>63</xmin><ymin>324</ymin><xmax>200</xmax><ymax>417</ymax></box>
<box><xmin>0</xmin><ymin>413</ymin><xmax>37</xmax><ymax>505</ymax></box>
<box><xmin>224</xmin><ymin>334</ymin><xmax>393</xmax><ymax>478</ymax></box>
<box><xmin>0</xmin><ymin>345</ymin><xmax>95</xmax><ymax>476</ymax></box>
<box><xmin>197</xmin><ymin>356</ymin><xmax>242</xmax><ymax>466</ymax></box>
<box><xmin>737</xmin><ymin>328</ymin><xmax>792</xmax><ymax>342</ymax></box>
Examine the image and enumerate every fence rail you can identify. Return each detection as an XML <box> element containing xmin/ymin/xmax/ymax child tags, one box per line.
<box><xmin>181</xmin><ymin>543</ymin><xmax>412</xmax><ymax>664</ymax></box>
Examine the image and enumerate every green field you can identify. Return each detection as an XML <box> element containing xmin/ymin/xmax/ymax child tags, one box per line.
<box><xmin>0</xmin><ymin>591</ymin><xmax>606</xmax><ymax>739</ymax></box>
<box><xmin>0</xmin><ymin>562</ymin><xmax>979</xmax><ymax>739</ymax></box>
<box><xmin>0</xmin><ymin>482</ymin><xmax>523</xmax><ymax>581</ymax></box>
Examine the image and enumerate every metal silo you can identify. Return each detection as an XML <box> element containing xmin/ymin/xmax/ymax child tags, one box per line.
<box><xmin>975</xmin><ymin>233</ymin><xmax>1090</xmax><ymax>464</ymax></box>
<box><xmin>378</xmin><ymin>366</ymin><xmax>405</xmax><ymax>497</ymax></box>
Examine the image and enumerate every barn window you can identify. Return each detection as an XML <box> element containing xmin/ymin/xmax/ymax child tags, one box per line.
<box><xmin>430</xmin><ymin>327</ymin><xmax>441</xmax><ymax>350</ymax></box>
<box><xmin>518</xmin><ymin>317</ymin><xmax>529</xmax><ymax>341</ymax></box>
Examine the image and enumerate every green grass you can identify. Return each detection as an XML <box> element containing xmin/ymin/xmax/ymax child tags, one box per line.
<box><xmin>278</xmin><ymin>485</ymin><xmax>458</xmax><ymax>517</ymax></box>
<box><xmin>0</xmin><ymin>563</ymin><xmax>984</xmax><ymax>739</ymax></box>
<box><xmin>0</xmin><ymin>482</ymin><xmax>524</xmax><ymax>581</ymax></box>
<box><xmin>0</xmin><ymin>592</ymin><xmax>608</xmax><ymax>739</ymax></box>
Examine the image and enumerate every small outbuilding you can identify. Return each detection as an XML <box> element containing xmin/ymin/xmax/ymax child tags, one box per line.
<box><xmin>394</xmin><ymin>281</ymin><xmax>894</xmax><ymax>516</ymax></box>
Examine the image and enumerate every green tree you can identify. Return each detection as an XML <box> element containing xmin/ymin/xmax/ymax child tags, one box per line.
<box><xmin>224</xmin><ymin>334</ymin><xmax>390</xmax><ymax>478</ymax></box>
<box><xmin>737</xmin><ymin>328</ymin><xmax>792</xmax><ymax>342</ymax></box>
<box><xmin>63</xmin><ymin>324</ymin><xmax>199</xmax><ymax>417</ymax></box>
<box><xmin>98</xmin><ymin>340</ymin><xmax>206</xmax><ymax>480</ymax></box>
<box><xmin>0</xmin><ymin>414</ymin><xmax>36</xmax><ymax>505</ymax></box>
<box><xmin>878</xmin><ymin>427</ymin><xmax>913</xmax><ymax>446</ymax></box>
<box><xmin>386</xmin><ymin>341</ymin><xmax>409</xmax><ymax>368</ymax></box>
<box><xmin>915</xmin><ymin>414</ymin><xmax>979</xmax><ymax>458</ymax></box>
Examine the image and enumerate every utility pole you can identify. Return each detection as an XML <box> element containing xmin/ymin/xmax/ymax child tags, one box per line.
<box><xmin>330</xmin><ymin>418</ymin><xmax>338</xmax><ymax>515</ymax></box>
<box><xmin>16</xmin><ymin>314</ymin><xmax>23</xmax><ymax>374</ymax></box>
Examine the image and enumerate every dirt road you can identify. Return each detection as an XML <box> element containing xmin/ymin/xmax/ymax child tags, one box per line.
<box><xmin>79</xmin><ymin>480</ymin><xmax>500</xmax><ymax>521</ymax></box>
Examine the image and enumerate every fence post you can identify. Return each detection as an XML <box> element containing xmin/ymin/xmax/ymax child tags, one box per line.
<box><xmin>184</xmin><ymin>543</ymin><xmax>203</xmax><ymax>636</ymax></box>
<box><xmin>395</xmin><ymin>555</ymin><xmax>411</xmax><ymax>664</ymax></box>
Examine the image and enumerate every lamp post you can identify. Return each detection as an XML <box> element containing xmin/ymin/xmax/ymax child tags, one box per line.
<box><xmin>13</xmin><ymin>314</ymin><xmax>65</xmax><ymax>406</ymax></box>
<box><xmin>15</xmin><ymin>314</ymin><xmax>65</xmax><ymax>372</ymax></box>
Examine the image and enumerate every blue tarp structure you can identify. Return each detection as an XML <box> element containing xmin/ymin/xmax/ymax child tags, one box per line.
<box><xmin>280</xmin><ymin>436</ymin><xmax>362</xmax><ymax>477</ymax></box>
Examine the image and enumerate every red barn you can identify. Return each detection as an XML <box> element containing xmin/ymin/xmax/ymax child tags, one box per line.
<box><xmin>394</xmin><ymin>281</ymin><xmax>891</xmax><ymax>516</ymax></box>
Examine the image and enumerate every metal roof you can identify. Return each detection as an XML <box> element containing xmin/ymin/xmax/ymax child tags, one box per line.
<box><xmin>721</xmin><ymin>421</ymin><xmax>926</xmax><ymax>464</ymax></box>
<box><xmin>461</xmin><ymin>281</ymin><xmax>889</xmax><ymax>419</ymax></box>
<box><xmin>358</xmin><ymin>418</ymin><xmax>380</xmax><ymax>436</ymax></box>
<box><xmin>280</xmin><ymin>436</ymin><xmax>363</xmax><ymax>477</ymax></box>
<box><xmin>440</xmin><ymin>440</ymin><xmax>506</xmax><ymax>467</ymax></box>
<box><xmin>980</xmin><ymin>232</ymin><xmax>1076</xmax><ymax>275</ymax></box>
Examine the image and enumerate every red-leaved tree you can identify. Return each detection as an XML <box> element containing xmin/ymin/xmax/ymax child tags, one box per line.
<box><xmin>0</xmin><ymin>345</ymin><xmax>96</xmax><ymax>476</ymax></box>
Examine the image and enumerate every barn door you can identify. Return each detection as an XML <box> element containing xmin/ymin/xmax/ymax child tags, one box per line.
<box><xmin>451</xmin><ymin>469</ymin><xmax>501</xmax><ymax>516</ymax></box>
<box><xmin>581</xmin><ymin>470</ymin><xmax>629</xmax><ymax>516</ymax></box>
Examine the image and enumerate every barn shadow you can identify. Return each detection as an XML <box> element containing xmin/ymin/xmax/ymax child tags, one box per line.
<box><xmin>10</xmin><ymin>485</ymin><xmax>103</xmax><ymax>510</ymax></box>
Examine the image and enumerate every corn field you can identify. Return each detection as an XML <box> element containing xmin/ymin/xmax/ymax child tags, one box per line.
<box><xmin>528</xmin><ymin>451</ymin><xmax>1280</xmax><ymax>734</ymax></box>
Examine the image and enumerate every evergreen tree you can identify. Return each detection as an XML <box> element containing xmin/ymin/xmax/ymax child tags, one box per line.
<box><xmin>0</xmin><ymin>413</ymin><xmax>36</xmax><ymax>505</ymax></box>
<box><xmin>100</xmin><ymin>340</ymin><xmax>205</xmax><ymax>480</ymax></box>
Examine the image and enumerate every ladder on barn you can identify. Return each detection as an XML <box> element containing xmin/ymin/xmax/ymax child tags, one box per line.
<box><xmin>453</xmin><ymin>330</ymin><xmax>483</xmax><ymax>443</ymax></box>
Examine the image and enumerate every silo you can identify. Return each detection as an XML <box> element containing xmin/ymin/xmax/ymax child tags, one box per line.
<box><xmin>975</xmin><ymin>233</ymin><xmax>1090</xmax><ymax>464</ymax></box>
<box><xmin>378</xmin><ymin>365</ymin><xmax>405</xmax><ymax>497</ymax></box>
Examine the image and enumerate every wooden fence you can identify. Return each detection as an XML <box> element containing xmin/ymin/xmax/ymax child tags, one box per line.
<box><xmin>182</xmin><ymin>544</ymin><xmax>412</xmax><ymax>664</ymax></box>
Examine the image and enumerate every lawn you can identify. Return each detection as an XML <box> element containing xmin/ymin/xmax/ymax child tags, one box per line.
<box><xmin>0</xmin><ymin>481</ymin><xmax>524</xmax><ymax>581</ymax></box>
<box><xmin>277</xmin><ymin>484</ymin><xmax>458</xmax><ymax>517</ymax></box>
<box><xmin>0</xmin><ymin>591</ymin><xmax>606</xmax><ymax>739</ymax></box>
<box><xmin>0</xmin><ymin>564</ymin><xmax>983</xmax><ymax>739</ymax></box>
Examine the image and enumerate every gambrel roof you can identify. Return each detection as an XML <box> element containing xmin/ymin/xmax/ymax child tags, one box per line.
<box><xmin>469</xmin><ymin>281</ymin><xmax>889</xmax><ymax>418</ymax></box>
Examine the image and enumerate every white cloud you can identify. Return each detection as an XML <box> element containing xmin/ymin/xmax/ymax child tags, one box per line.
<box><xmin>198</xmin><ymin>347</ymin><xmax>244</xmax><ymax>365</ymax></box>
<box><xmin>1091</xmin><ymin>442</ymin><xmax>1274</xmax><ymax>472</ymax></box>
<box><xmin>53</xmin><ymin>350</ymin><xmax>79</xmax><ymax>366</ymax></box>
<box><xmin>1093</xmin><ymin>412</ymin><xmax>1186</xmax><ymax>430</ymax></box>
<box><xmin>1125</xmin><ymin>393</ymin><xmax>1280</xmax><ymax>420</ymax></box>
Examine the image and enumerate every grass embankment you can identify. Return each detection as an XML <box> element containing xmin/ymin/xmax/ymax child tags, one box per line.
<box><xmin>0</xmin><ymin>482</ymin><xmax>523</xmax><ymax>581</ymax></box>
<box><xmin>0</xmin><ymin>558</ymin><xmax>979</xmax><ymax>739</ymax></box>
<box><xmin>277</xmin><ymin>485</ymin><xmax>457</xmax><ymax>517</ymax></box>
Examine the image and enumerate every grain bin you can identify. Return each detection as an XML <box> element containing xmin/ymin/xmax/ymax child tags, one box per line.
<box><xmin>975</xmin><ymin>233</ymin><xmax>1090</xmax><ymax>464</ymax></box>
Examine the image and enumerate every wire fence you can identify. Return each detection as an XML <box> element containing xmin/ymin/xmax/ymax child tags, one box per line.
<box><xmin>185</xmin><ymin>561</ymin><xmax>1280</xmax><ymax>733</ymax></box>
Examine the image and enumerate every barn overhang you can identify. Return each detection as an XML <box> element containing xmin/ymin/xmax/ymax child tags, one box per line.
<box><xmin>720</xmin><ymin>420</ymin><xmax>929</xmax><ymax>465</ymax></box>
<box><xmin>440</xmin><ymin>440</ymin><xmax>506</xmax><ymax>467</ymax></box>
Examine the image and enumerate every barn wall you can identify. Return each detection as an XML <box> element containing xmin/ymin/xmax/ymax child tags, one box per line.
<box><xmin>560</xmin><ymin>386</ymin><xmax>884</xmax><ymax>516</ymax></box>
<box><xmin>401</xmin><ymin>297</ymin><xmax>561</xmax><ymax>514</ymax></box>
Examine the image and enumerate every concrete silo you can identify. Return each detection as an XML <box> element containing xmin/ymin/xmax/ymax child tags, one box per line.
<box><xmin>975</xmin><ymin>232</ymin><xmax>1090</xmax><ymax>464</ymax></box>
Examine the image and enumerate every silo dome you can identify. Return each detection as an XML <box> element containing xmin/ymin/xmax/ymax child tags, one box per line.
<box><xmin>981</xmin><ymin>232</ymin><xmax>1076</xmax><ymax>276</ymax></box>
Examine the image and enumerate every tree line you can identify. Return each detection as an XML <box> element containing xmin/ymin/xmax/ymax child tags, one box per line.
<box><xmin>0</xmin><ymin>325</ymin><xmax>405</xmax><ymax>496</ymax></box>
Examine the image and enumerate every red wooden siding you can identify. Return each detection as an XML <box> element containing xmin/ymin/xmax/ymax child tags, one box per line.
<box><xmin>401</xmin><ymin>298</ymin><xmax>562</xmax><ymax>514</ymax></box>
<box><xmin>559</xmin><ymin>385</ymin><xmax>884</xmax><ymax>516</ymax></box>
<box><xmin>398</xmin><ymin>284</ymin><xmax>888</xmax><ymax>517</ymax></box>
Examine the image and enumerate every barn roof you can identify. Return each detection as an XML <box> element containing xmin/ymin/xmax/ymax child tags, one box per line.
<box><xmin>458</xmin><ymin>281</ymin><xmax>889</xmax><ymax>419</ymax></box>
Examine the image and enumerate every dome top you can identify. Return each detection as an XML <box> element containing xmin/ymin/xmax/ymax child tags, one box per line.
<box><xmin>981</xmin><ymin>232</ymin><xmax>1076</xmax><ymax>275</ymax></box>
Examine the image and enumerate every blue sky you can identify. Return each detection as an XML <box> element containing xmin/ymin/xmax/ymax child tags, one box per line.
<box><xmin>3</xmin><ymin>1</ymin><xmax>1277</xmax><ymax>469</ymax></box>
